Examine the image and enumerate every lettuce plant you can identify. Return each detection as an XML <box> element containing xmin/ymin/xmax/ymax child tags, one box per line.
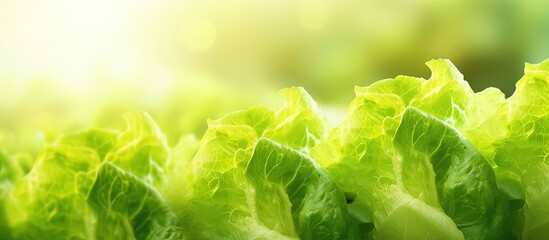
<box><xmin>0</xmin><ymin>59</ymin><xmax>547</xmax><ymax>239</ymax></box>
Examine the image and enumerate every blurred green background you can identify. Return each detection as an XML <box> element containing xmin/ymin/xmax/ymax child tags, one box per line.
<box><xmin>1</xmin><ymin>0</ymin><xmax>549</xmax><ymax>155</ymax></box>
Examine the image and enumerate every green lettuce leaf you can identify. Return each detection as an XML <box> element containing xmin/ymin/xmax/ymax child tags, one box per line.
<box><xmin>5</xmin><ymin>141</ymin><xmax>101</xmax><ymax>239</ymax></box>
<box><xmin>407</xmin><ymin>59</ymin><xmax>508</xmax><ymax>165</ymax></box>
<box><xmin>394</xmin><ymin>107</ymin><xmax>513</xmax><ymax>239</ymax></box>
<box><xmin>311</xmin><ymin>75</ymin><xmax>464</xmax><ymax>239</ymax></box>
<box><xmin>311</xmin><ymin>59</ymin><xmax>519</xmax><ymax>239</ymax></box>
<box><xmin>408</xmin><ymin>59</ymin><xmax>473</xmax><ymax>128</ymax></box>
<box><xmin>263</xmin><ymin>87</ymin><xmax>330</xmax><ymax>152</ymax></box>
<box><xmin>87</xmin><ymin>162</ymin><xmax>177</xmax><ymax>239</ymax></box>
<box><xmin>245</xmin><ymin>138</ymin><xmax>358</xmax><ymax>239</ymax></box>
<box><xmin>183</xmin><ymin>87</ymin><xmax>357</xmax><ymax>239</ymax></box>
<box><xmin>3</xmin><ymin>113</ymin><xmax>180</xmax><ymax>239</ymax></box>
<box><xmin>183</xmin><ymin>107</ymin><xmax>269</xmax><ymax>238</ymax></box>
<box><xmin>494</xmin><ymin>59</ymin><xmax>549</xmax><ymax>239</ymax></box>
<box><xmin>105</xmin><ymin>112</ymin><xmax>170</xmax><ymax>186</ymax></box>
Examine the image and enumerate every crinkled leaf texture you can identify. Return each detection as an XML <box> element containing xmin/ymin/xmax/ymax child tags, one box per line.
<box><xmin>311</xmin><ymin>59</ymin><xmax>518</xmax><ymax>239</ymax></box>
<box><xmin>394</xmin><ymin>107</ymin><xmax>513</xmax><ymax>239</ymax></box>
<box><xmin>494</xmin><ymin>59</ymin><xmax>549</xmax><ymax>239</ymax></box>
<box><xmin>182</xmin><ymin>87</ymin><xmax>358</xmax><ymax>239</ymax></box>
<box><xmin>246</xmin><ymin>138</ymin><xmax>359</xmax><ymax>240</ymax></box>
<box><xmin>3</xmin><ymin>112</ymin><xmax>184</xmax><ymax>240</ymax></box>
<box><xmin>87</xmin><ymin>162</ymin><xmax>177</xmax><ymax>240</ymax></box>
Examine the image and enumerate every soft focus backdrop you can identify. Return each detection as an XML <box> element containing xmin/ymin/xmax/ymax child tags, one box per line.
<box><xmin>1</xmin><ymin>0</ymin><xmax>549</xmax><ymax>155</ymax></box>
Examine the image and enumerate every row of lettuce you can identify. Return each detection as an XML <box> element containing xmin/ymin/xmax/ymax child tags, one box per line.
<box><xmin>1</xmin><ymin>59</ymin><xmax>548</xmax><ymax>239</ymax></box>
